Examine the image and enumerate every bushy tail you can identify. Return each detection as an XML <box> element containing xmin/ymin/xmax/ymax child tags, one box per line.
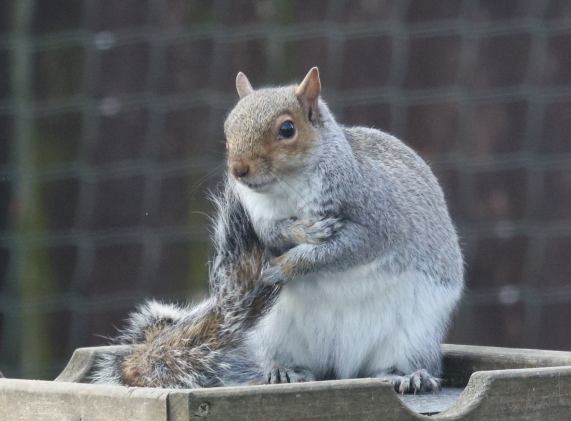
<box><xmin>91</xmin><ymin>298</ymin><xmax>262</xmax><ymax>388</ymax></box>
<box><xmin>91</xmin><ymin>182</ymin><xmax>278</xmax><ymax>388</ymax></box>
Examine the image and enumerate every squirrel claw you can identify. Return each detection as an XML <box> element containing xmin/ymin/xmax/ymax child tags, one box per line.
<box><xmin>260</xmin><ymin>262</ymin><xmax>285</xmax><ymax>285</ymax></box>
<box><xmin>268</xmin><ymin>366</ymin><xmax>315</xmax><ymax>384</ymax></box>
<box><xmin>376</xmin><ymin>369</ymin><xmax>441</xmax><ymax>394</ymax></box>
<box><xmin>301</xmin><ymin>216</ymin><xmax>342</xmax><ymax>244</ymax></box>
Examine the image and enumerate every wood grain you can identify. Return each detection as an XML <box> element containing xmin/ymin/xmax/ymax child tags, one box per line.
<box><xmin>1</xmin><ymin>344</ymin><xmax>570</xmax><ymax>420</ymax></box>
<box><xmin>0</xmin><ymin>379</ymin><xmax>170</xmax><ymax>421</ymax></box>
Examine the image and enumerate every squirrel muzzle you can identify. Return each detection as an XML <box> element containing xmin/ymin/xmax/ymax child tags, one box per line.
<box><xmin>230</xmin><ymin>160</ymin><xmax>250</xmax><ymax>179</ymax></box>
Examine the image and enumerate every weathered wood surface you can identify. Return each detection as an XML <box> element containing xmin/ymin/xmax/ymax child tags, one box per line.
<box><xmin>399</xmin><ymin>388</ymin><xmax>463</xmax><ymax>415</ymax></box>
<box><xmin>441</xmin><ymin>366</ymin><xmax>571</xmax><ymax>421</ymax></box>
<box><xmin>55</xmin><ymin>345</ymin><xmax>130</xmax><ymax>383</ymax></box>
<box><xmin>168</xmin><ymin>367</ymin><xmax>571</xmax><ymax>420</ymax></box>
<box><xmin>168</xmin><ymin>379</ymin><xmax>421</xmax><ymax>421</ymax></box>
<box><xmin>1</xmin><ymin>344</ymin><xmax>570</xmax><ymax>420</ymax></box>
<box><xmin>0</xmin><ymin>378</ymin><xmax>170</xmax><ymax>421</ymax></box>
<box><xmin>442</xmin><ymin>344</ymin><xmax>571</xmax><ymax>387</ymax></box>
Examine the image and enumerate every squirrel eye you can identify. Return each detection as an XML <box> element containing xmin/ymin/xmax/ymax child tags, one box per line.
<box><xmin>278</xmin><ymin>120</ymin><xmax>295</xmax><ymax>139</ymax></box>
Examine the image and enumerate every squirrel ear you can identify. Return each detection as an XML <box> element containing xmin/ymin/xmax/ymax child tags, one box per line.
<box><xmin>295</xmin><ymin>67</ymin><xmax>321</xmax><ymax>105</ymax></box>
<box><xmin>236</xmin><ymin>72</ymin><xmax>254</xmax><ymax>98</ymax></box>
<box><xmin>295</xmin><ymin>67</ymin><xmax>321</xmax><ymax>123</ymax></box>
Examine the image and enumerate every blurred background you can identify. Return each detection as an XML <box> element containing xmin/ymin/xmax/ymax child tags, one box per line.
<box><xmin>0</xmin><ymin>0</ymin><xmax>570</xmax><ymax>380</ymax></box>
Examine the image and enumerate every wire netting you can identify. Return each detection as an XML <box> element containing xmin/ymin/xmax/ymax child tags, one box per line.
<box><xmin>0</xmin><ymin>0</ymin><xmax>570</xmax><ymax>379</ymax></box>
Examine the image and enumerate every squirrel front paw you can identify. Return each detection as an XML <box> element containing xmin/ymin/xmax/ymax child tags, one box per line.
<box><xmin>261</xmin><ymin>259</ymin><xmax>287</xmax><ymax>285</ymax></box>
<box><xmin>294</xmin><ymin>216</ymin><xmax>343</xmax><ymax>245</ymax></box>
<box><xmin>267</xmin><ymin>366</ymin><xmax>315</xmax><ymax>384</ymax></box>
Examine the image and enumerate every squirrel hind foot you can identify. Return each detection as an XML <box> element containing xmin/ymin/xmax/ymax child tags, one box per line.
<box><xmin>267</xmin><ymin>366</ymin><xmax>316</xmax><ymax>384</ymax></box>
<box><xmin>375</xmin><ymin>369</ymin><xmax>441</xmax><ymax>394</ymax></box>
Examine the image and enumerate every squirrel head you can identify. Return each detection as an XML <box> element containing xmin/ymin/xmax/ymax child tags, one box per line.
<box><xmin>224</xmin><ymin>67</ymin><xmax>322</xmax><ymax>191</ymax></box>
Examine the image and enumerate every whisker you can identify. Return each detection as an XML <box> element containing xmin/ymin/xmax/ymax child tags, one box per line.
<box><xmin>188</xmin><ymin>162</ymin><xmax>226</xmax><ymax>197</ymax></box>
<box><xmin>190</xmin><ymin>210</ymin><xmax>212</xmax><ymax>221</ymax></box>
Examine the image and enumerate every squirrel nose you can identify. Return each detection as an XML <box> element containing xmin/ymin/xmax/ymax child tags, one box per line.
<box><xmin>231</xmin><ymin>161</ymin><xmax>250</xmax><ymax>178</ymax></box>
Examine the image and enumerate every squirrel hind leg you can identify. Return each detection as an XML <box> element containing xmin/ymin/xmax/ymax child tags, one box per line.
<box><xmin>267</xmin><ymin>366</ymin><xmax>316</xmax><ymax>384</ymax></box>
<box><xmin>374</xmin><ymin>369</ymin><xmax>441</xmax><ymax>394</ymax></box>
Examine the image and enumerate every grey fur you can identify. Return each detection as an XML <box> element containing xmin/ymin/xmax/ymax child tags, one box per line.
<box><xmin>227</xmin><ymin>102</ymin><xmax>463</xmax><ymax>285</ymax></box>
<box><xmin>224</xmin><ymin>73</ymin><xmax>464</xmax><ymax>387</ymax></box>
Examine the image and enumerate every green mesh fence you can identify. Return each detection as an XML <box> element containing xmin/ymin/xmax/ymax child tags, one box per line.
<box><xmin>0</xmin><ymin>0</ymin><xmax>570</xmax><ymax>379</ymax></box>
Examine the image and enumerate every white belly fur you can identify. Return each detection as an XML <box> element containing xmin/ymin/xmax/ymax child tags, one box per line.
<box><xmin>234</xmin><ymin>175</ymin><xmax>321</xmax><ymax>224</ymax></box>
<box><xmin>249</xmin><ymin>264</ymin><xmax>460</xmax><ymax>379</ymax></box>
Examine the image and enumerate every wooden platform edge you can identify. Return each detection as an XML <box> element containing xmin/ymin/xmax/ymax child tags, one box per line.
<box><xmin>54</xmin><ymin>345</ymin><xmax>131</xmax><ymax>383</ymax></box>
<box><xmin>435</xmin><ymin>365</ymin><xmax>571</xmax><ymax>420</ymax></box>
<box><xmin>0</xmin><ymin>378</ymin><xmax>171</xmax><ymax>421</ymax></box>
<box><xmin>2</xmin><ymin>366</ymin><xmax>571</xmax><ymax>420</ymax></box>
<box><xmin>168</xmin><ymin>379</ymin><xmax>423</xmax><ymax>421</ymax></box>
<box><xmin>2</xmin><ymin>344</ymin><xmax>570</xmax><ymax>420</ymax></box>
<box><xmin>0</xmin><ymin>377</ymin><xmax>427</xmax><ymax>421</ymax></box>
<box><xmin>442</xmin><ymin>343</ymin><xmax>571</xmax><ymax>387</ymax></box>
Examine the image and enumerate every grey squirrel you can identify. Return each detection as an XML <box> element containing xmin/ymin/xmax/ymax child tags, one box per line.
<box><xmin>92</xmin><ymin>68</ymin><xmax>463</xmax><ymax>393</ymax></box>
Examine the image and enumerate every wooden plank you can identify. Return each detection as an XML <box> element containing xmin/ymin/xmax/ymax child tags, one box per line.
<box><xmin>2</xmin><ymin>367</ymin><xmax>571</xmax><ymax>420</ymax></box>
<box><xmin>440</xmin><ymin>366</ymin><xmax>571</xmax><ymax>420</ymax></box>
<box><xmin>24</xmin><ymin>344</ymin><xmax>570</xmax><ymax>419</ymax></box>
<box><xmin>0</xmin><ymin>378</ymin><xmax>170</xmax><ymax>421</ymax></box>
<box><xmin>442</xmin><ymin>344</ymin><xmax>571</xmax><ymax>387</ymax></box>
<box><xmin>167</xmin><ymin>379</ymin><xmax>421</xmax><ymax>421</ymax></box>
<box><xmin>55</xmin><ymin>345</ymin><xmax>131</xmax><ymax>383</ymax></box>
